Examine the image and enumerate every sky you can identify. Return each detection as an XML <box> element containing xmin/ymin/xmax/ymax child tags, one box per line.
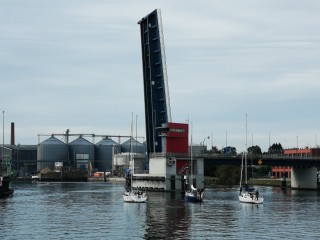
<box><xmin>1</xmin><ymin>0</ymin><xmax>320</xmax><ymax>152</ymax></box>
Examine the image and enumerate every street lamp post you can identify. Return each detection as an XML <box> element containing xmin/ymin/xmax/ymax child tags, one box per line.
<box><xmin>2</xmin><ymin>110</ymin><xmax>4</xmax><ymax>163</ymax></box>
<box><xmin>202</xmin><ymin>136</ymin><xmax>210</xmax><ymax>153</ymax></box>
<box><xmin>296</xmin><ymin>136</ymin><xmax>299</xmax><ymax>157</ymax></box>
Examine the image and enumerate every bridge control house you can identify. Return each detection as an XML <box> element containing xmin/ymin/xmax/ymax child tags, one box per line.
<box><xmin>132</xmin><ymin>122</ymin><xmax>204</xmax><ymax>191</ymax></box>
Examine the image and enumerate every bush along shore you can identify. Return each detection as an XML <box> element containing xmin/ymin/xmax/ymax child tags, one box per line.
<box><xmin>204</xmin><ymin>176</ymin><xmax>291</xmax><ymax>188</ymax></box>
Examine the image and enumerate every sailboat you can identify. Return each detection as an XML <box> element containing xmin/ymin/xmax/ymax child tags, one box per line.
<box><xmin>123</xmin><ymin>159</ymin><xmax>147</xmax><ymax>203</ymax></box>
<box><xmin>185</xmin><ymin>127</ymin><xmax>204</xmax><ymax>202</ymax></box>
<box><xmin>238</xmin><ymin>114</ymin><xmax>263</xmax><ymax>204</ymax></box>
<box><xmin>123</xmin><ymin>114</ymin><xmax>147</xmax><ymax>203</ymax></box>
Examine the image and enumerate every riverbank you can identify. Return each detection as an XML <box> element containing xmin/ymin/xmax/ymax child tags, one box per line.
<box><xmin>204</xmin><ymin>176</ymin><xmax>290</xmax><ymax>188</ymax></box>
<box><xmin>248</xmin><ymin>178</ymin><xmax>291</xmax><ymax>187</ymax></box>
<box><xmin>13</xmin><ymin>175</ymin><xmax>294</xmax><ymax>189</ymax></box>
<box><xmin>13</xmin><ymin>176</ymin><xmax>126</xmax><ymax>183</ymax></box>
<box><xmin>88</xmin><ymin>177</ymin><xmax>125</xmax><ymax>182</ymax></box>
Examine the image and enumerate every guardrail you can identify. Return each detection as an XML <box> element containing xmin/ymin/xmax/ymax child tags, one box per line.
<box><xmin>202</xmin><ymin>153</ymin><xmax>320</xmax><ymax>160</ymax></box>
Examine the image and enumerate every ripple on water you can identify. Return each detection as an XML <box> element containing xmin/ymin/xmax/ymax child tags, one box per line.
<box><xmin>0</xmin><ymin>183</ymin><xmax>319</xmax><ymax>239</ymax></box>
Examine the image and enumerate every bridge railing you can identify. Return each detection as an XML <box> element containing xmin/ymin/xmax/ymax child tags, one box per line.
<box><xmin>202</xmin><ymin>153</ymin><xmax>320</xmax><ymax>160</ymax></box>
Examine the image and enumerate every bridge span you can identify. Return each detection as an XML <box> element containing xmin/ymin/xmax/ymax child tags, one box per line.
<box><xmin>203</xmin><ymin>155</ymin><xmax>320</xmax><ymax>167</ymax></box>
<box><xmin>203</xmin><ymin>154</ymin><xmax>320</xmax><ymax>190</ymax></box>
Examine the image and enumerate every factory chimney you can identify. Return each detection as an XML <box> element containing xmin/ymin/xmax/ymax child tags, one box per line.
<box><xmin>11</xmin><ymin>122</ymin><xmax>15</xmax><ymax>145</ymax></box>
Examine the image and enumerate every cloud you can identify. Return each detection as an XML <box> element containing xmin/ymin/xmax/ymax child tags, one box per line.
<box><xmin>0</xmin><ymin>0</ymin><xmax>319</xmax><ymax>152</ymax></box>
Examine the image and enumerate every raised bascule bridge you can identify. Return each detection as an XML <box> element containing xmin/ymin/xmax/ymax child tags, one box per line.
<box><xmin>132</xmin><ymin>9</ymin><xmax>204</xmax><ymax>192</ymax></box>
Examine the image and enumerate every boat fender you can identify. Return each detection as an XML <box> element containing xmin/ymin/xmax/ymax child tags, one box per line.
<box><xmin>167</xmin><ymin>157</ymin><xmax>175</xmax><ymax>166</ymax></box>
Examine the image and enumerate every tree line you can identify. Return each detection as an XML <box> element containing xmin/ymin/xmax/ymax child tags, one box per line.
<box><xmin>204</xmin><ymin>143</ymin><xmax>283</xmax><ymax>185</ymax></box>
<box><xmin>205</xmin><ymin>143</ymin><xmax>284</xmax><ymax>156</ymax></box>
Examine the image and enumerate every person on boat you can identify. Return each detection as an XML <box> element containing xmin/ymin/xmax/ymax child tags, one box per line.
<box><xmin>239</xmin><ymin>187</ymin><xmax>242</xmax><ymax>195</ymax></box>
<box><xmin>255</xmin><ymin>190</ymin><xmax>259</xmax><ymax>200</ymax></box>
<box><xmin>250</xmin><ymin>193</ymin><xmax>253</xmax><ymax>200</ymax></box>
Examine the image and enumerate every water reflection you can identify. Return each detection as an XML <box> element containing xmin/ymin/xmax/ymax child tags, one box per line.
<box><xmin>144</xmin><ymin>192</ymin><xmax>190</xmax><ymax>240</ymax></box>
<box><xmin>0</xmin><ymin>182</ymin><xmax>319</xmax><ymax>240</ymax></box>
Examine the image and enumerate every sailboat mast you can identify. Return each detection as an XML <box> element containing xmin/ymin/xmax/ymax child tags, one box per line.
<box><xmin>191</xmin><ymin>129</ymin><xmax>193</xmax><ymax>177</ymax></box>
<box><xmin>245</xmin><ymin>114</ymin><xmax>248</xmax><ymax>184</ymax></box>
<box><xmin>190</xmin><ymin>122</ymin><xmax>193</xmax><ymax>187</ymax></box>
<box><xmin>130</xmin><ymin>112</ymin><xmax>134</xmax><ymax>190</ymax></box>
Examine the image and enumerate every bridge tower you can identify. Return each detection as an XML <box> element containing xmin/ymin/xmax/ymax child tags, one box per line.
<box><xmin>138</xmin><ymin>9</ymin><xmax>172</xmax><ymax>156</ymax></box>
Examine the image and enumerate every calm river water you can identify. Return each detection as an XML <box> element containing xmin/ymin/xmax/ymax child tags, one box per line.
<box><xmin>0</xmin><ymin>181</ymin><xmax>319</xmax><ymax>240</ymax></box>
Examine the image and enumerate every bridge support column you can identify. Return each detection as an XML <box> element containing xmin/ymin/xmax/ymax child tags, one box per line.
<box><xmin>291</xmin><ymin>167</ymin><xmax>317</xmax><ymax>190</ymax></box>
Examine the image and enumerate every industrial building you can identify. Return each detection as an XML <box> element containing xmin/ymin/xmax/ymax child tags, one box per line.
<box><xmin>36</xmin><ymin>134</ymin><xmax>146</xmax><ymax>175</ymax></box>
<box><xmin>1</xmin><ymin>128</ymin><xmax>146</xmax><ymax>179</ymax></box>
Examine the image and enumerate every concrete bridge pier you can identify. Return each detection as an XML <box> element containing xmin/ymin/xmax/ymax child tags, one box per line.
<box><xmin>291</xmin><ymin>167</ymin><xmax>318</xmax><ymax>190</ymax></box>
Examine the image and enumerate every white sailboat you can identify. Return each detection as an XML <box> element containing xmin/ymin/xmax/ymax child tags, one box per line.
<box><xmin>123</xmin><ymin>114</ymin><xmax>147</xmax><ymax>203</ymax></box>
<box><xmin>123</xmin><ymin>156</ymin><xmax>147</xmax><ymax>203</ymax></box>
<box><xmin>238</xmin><ymin>114</ymin><xmax>263</xmax><ymax>204</ymax></box>
<box><xmin>123</xmin><ymin>186</ymin><xmax>147</xmax><ymax>203</ymax></box>
<box><xmin>185</xmin><ymin>125</ymin><xmax>204</xmax><ymax>202</ymax></box>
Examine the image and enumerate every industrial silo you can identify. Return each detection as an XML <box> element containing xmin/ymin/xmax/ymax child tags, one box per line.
<box><xmin>69</xmin><ymin>136</ymin><xmax>95</xmax><ymax>170</ymax></box>
<box><xmin>95</xmin><ymin>137</ymin><xmax>120</xmax><ymax>172</ymax></box>
<box><xmin>37</xmin><ymin>136</ymin><xmax>68</xmax><ymax>171</ymax></box>
<box><xmin>121</xmin><ymin>137</ymin><xmax>146</xmax><ymax>155</ymax></box>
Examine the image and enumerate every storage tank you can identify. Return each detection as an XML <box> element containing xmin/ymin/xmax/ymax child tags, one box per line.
<box><xmin>95</xmin><ymin>137</ymin><xmax>121</xmax><ymax>172</ymax></box>
<box><xmin>113</xmin><ymin>152</ymin><xmax>144</xmax><ymax>174</ymax></box>
<box><xmin>37</xmin><ymin>136</ymin><xmax>68</xmax><ymax>171</ymax></box>
<box><xmin>69</xmin><ymin>136</ymin><xmax>95</xmax><ymax>170</ymax></box>
<box><xmin>121</xmin><ymin>138</ymin><xmax>146</xmax><ymax>155</ymax></box>
<box><xmin>114</xmin><ymin>153</ymin><xmax>130</xmax><ymax>166</ymax></box>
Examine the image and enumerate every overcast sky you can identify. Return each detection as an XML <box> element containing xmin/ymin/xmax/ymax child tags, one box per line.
<box><xmin>1</xmin><ymin>0</ymin><xmax>320</xmax><ymax>152</ymax></box>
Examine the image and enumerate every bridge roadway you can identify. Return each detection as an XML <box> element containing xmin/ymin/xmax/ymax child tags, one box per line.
<box><xmin>203</xmin><ymin>154</ymin><xmax>320</xmax><ymax>167</ymax></box>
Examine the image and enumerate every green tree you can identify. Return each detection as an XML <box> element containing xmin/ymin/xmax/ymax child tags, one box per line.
<box><xmin>215</xmin><ymin>165</ymin><xmax>240</xmax><ymax>185</ymax></box>
<box><xmin>268</xmin><ymin>143</ymin><xmax>283</xmax><ymax>155</ymax></box>
<box><xmin>255</xmin><ymin>166</ymin><xmax>272</xmax><ymax>178</ymax></box>
<box><xmin>247</xmin><ymin>145</ymin><xmax>262</xmax><ymax>155</ymax></box>
<box><xmin>206</xmin><ymin>146</ymin><xmax>222</xmax><ymax>154</ymax></box>
<box><xmin>223</xmin><ymin>146</ymin><xmax>237</xmax><ymax>156</ymax></box>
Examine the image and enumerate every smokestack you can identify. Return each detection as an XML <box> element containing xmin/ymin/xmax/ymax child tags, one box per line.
<box><xmin>11</xmin><ymin>122</ymin><xmax>15</xmax><ymax>145</ymax></box>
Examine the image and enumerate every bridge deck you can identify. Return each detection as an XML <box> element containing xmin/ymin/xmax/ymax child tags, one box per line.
<box><xmin>203</xmin><ymin>155</ymin><xmax>320</xmax><ymax>167</ymax></box>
